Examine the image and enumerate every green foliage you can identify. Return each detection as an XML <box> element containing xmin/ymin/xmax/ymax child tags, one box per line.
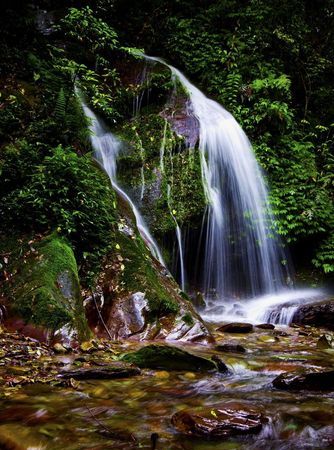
<box><xmin>0</xmin><ymin>144</ymin><xmax>117</xmax><ymax>285</ymax></box>
<box><xmin>313</xmin><ymin>233</ymin><xmax>334</xmax><ymax>274</ymax></box>
<box><xmin>54</xmin><ymin>88</ymin><xmax>66</xmax><ymax>123</ymax></box>
<box><xmin>59</xmin><ymin>7</ymin><xmax>119</xmax><ymax>54</ymax></box>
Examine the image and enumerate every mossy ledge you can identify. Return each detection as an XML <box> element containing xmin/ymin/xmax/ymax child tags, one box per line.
<box><xmin>2</xmin><ymin>233</ymin><xmax>91</xmax><ymax>342</ymax></box>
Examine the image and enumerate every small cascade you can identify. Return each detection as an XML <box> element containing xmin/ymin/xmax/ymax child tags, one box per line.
<box><xmin>80</xmin><ymin>98</ymin><xmax>165</xmax><ymax>266</ymax></box>
<box><xmin>137</xmin><ymin>134</ymin><xmax>146</xmax><ymax>201</ymax></box>
<box><xmin>133</xmin><ymin>64</ymin><xmax>151</xmax><ymax>116</ymax></box>
<box><xmin>202</xmin><ymin>288</ymin><xmax>326</xmax><ymax>325</ymax></box>
<box><xmin>144</xmin><ymin>55</ymin><xmax>289</xmax><ymax>301</ymax></box>
<box><xmin>167</xmin><ymin>185</ymin><xmax>187</xmax><ymax>291</ymax></box>
<box><xmin>160</xmin><ymin>118</ymin><xmax>168</xmax><ymax>173</ymax></box>
<box><xmin>140</xmin><ymin>166</ymin><xmax>145</xmax><ymax>201</ymax></box>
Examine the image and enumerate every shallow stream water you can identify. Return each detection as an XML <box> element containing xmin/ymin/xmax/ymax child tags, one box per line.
<box><xmin>0</xmin><ymin>323</ymin><xmax>334</xmax><ymax>449</ymax></box>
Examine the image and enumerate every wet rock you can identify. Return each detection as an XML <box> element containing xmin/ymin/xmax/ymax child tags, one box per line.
<box><xmin>89</xmin><ymin>225</ymin><xmax>213</xmax><ymax>344</ymax></box>
<box><xmin>211</xmin><ymin>355</ymin><xmax>230</xmax><ymax>374</ymax></box>
<box><xmin>273</xmin><ymin>330</ymin><xmax>290</xmax><ymax>337</ymax></box>
<box><xmin>53</xmin><ymin>343</ymin><xmax>67</xmax><ymax>354</ymax></box>
<box><xmin>273</xmin><ymin>369</ymin><xmax>334</xmax><ymax>391</ymax></box>
<box><xmin>80</xmin><ymin>340</ymin><xmax>96</xmax><ymax>352</ymax></box>
<box><xmin>121</xmin><ymin>344</ymin><xmax>217</xmax><ymax>371</ymax></box>
<box><xmin>317</xmin><ymin>334</ymin><xmax>334</xmax><ymax>349</ymax></box>
<box><xmin>105</xmin><ymin>292</ymin><xmax>148</xmax><ymax>339</ymax></box>
<box><xmin>215</xmin><ymin>343</ymin><xmax>246</xmax><ymax>354</ymax></box>
<box><xmin>171</xmin><ymin>402</ymin><xmax>267</xmax><ymax>438</ymax></box>
<box><xmin>255</xmin><ymin>323</ymin><xmax>275</xmax><ymax>330</ymax></box>
<box><xmin>4</xmin><ymin>234</ymin><xmax>91</xmax><ymax>343</ymax></box>
<box><xmin>191</xmin><ymin>291</ymin><xmax>206</xmax><ymax>309</ymax></box>
<box><xmin>217</xmin><ymin>323</ymin><xmax>253</xmax><ymax>333</ymax></box>
<box><xmin>58</xmin><ymin>361</ymin><xmax>140</xmax><ymax>380</ymax></box>
<box><xmin>292</xmin><ymin>299</ymin><xmax>334</xmax><ymax>330</ymax></box>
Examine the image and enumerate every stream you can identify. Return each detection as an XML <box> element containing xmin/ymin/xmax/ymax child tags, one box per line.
<box><xmin>1</xmin><ymin>323</ymin><xmax>333</xmax><ymax>449</ymax></box>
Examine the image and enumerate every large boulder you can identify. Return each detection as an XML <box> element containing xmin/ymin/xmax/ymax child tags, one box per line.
<box><xmin>121</xmin><ymin>344</ymin><xmax>217</xmax><ymax>371</ymax></box>
<box><xmin>171</xmin><ymin>402</ymin><xmax>268</xmax><ymax>438</ymax></box>
<box><xmin>292</xmin><ymin>299</ymin><xmax>334</xmax><ymax>330</ymax></box>
<box><xmin>85</xmin><ymin>218</ymin><xmax>212</xmax><ymax>343</ymax></box>
<box><xmin>273</xmin><ymin>369</ymin><xmax>334</xmax><ymax>391</ymax></box>
<box><xmin>1</xmin><ymin>234</ymin><xmax>91</xmax><ymax>343</ymax></box>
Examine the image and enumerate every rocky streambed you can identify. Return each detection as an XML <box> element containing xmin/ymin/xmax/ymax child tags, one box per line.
<box><xmin>0</xmin><ymin>321</ymin><xmax>334</xmax><ymax>450</ymax></box>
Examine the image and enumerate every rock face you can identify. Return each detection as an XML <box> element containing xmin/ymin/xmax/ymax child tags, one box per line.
<box><xmin>86</xmin><ymin>215</ymin><xmax>212</xmax><ymax>343</ymax></box>
<box><xmin>2</xmin><ymin>234</ymin><xmax>91</xmax><ymax>343</ymax></box>
<box><xmin>217</xmin><ymin>323</ymin><xmax>253</xmax><ymax>333</ymax></box>
<box><xmin>292</xmin><ymin>299</ymin><xmax>334</xmax><ymax>330</ymax></box>
<box><xmin>171</xmin><ymin>402</ymin><xmax>267</xmax><ymax>438</ymax></box>
<box><xmin>273</xmin><ymin>369</ymin><xmax>334</xmax><ymax>391</ymax></box>
<box><xmin>121</xmin><ymin>344</ymin><xmax>217</xmax><ymax>371</ymax></box>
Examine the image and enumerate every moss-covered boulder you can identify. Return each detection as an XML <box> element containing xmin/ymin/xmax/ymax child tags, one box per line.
<box><xmin>121</xmin><ymin>344</ymin><xmax>217</xmax><ymax>371</ymax></box>
<box><xmin>1</xmin><ymin>233</ymin><xmax>91</xmax><ymax>342</ymax></box>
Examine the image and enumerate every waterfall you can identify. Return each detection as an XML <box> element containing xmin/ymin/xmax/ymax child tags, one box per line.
<box><xmin>145</xmin><ymin>55</ymin><xmax>289</xmax><ymax>300</ymax></box>
<box><xmin>80</xmin><ymin>98</ymin><xmax>165</xmax><ymax>266</ymax></box>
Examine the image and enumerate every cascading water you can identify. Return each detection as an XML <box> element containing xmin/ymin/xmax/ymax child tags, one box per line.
<box><xmin>80</xmin><ymin>98</ymin><xmax>165</xmax><ymax>266</ymax></box>
<box><xmin>145</xmin><ymin>55</ymin><xmax>288</xmax><ymax>299</ymax></box>
<box><xmin>167</xmin><ymin>185</ymin><xmax>187</xmax><ymax>291</ymax></box>
<box><xmin>143</xmin><ymin>55</ymin><xmax>325</xmax><ymax>323</ymax></box>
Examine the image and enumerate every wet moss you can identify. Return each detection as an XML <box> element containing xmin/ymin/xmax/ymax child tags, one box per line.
<box><xmin>112</xmin><ymin>228</ymin><xmax>179</xmax><ymax>320</ymax></box>
<box><xmin>115</xmin><ymin>111</ymin><xmax>206</xmax><ymax>236</ymax></box>
<box><xmin>182</xmin><ymin>312</ymin><xmax>194</xmax><ymax>326</ymax></box>
<box><xmin>7</xmin><ymin>233</ymin><xmax>91</xmax><ymax>339</ymax></box>
<box><xmin>121</xmin><ymin>344</ymin><xmax>216</xmax><ymax>371</ymax></box>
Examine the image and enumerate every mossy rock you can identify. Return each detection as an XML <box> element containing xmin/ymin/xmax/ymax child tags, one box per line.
<box><xmin>108</xmin><ymin>223</ymin><xmax>180</xmax><ymax>320</ymax></box>
<box><xmin>7</xmin><ymin>233</ymin><xmax>91</xmax><ymax>341</ymax></box>
<box><xmin>121</xmin><ymin>344</ymin><xmax>217</xmax><ymax>371</ymax></box>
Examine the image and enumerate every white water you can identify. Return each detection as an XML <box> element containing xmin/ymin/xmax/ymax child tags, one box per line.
<box><xmin>167</xmin><ymin>185</ymin><xmax>187</xmax><ymax>290</ymax></box>
<box><xmin>202</xmin><ymin>288</ymin><xmax>326</xmax><ymax>325</ymax></box>
<box><xmin>80</xmin><ymin>99</ymin><xmax>165</xmax><ymax>266</ymax></box>
<box><xmin>160</xmin><ymin>118</ymin><xmax>168</xmax><ymax>173</ymax></box>
<box><xmin>140</xmin><ymin>166</ymin><xmax>145</xmax><ymax>201</ymax></box>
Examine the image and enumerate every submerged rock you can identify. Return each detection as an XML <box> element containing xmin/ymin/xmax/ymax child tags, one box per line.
<box><xmin>211</xmin><ymin>355</ymin><xmax>230</xmax><ymax>374</ymax></box>
<box><xmin>292</xmin><ymin>299</ymin><xmax>334</xmax><ymax>330</ymax></box>
<box><xmin>218</xmin><ymin>323</ymin><xmax>253</xmax><ymax>333</ymax></box>
<box><xmin>121</xmin><ymin>344</ymin><xmax>217</xmax><ymax>371</ymax></box>
<box><xmin>255</xmin><ymin>323</ymin><xmax>275</xmax><ymax>330</ymax></box>
<box><xmin>273</xmin><ymin>369</ymin><xmax>334</xmax><ymax>391</ymax></box>
<box><xmin>215</xmin><ymin>343</ymin><xmax>246</xmax><ymax>354</ymax></box>
<box><xmin>58</xmin><ymin>361</ymin><xmax>140</xmax><ymax>380</ymax></box>
<box><xmin>171</xmin><ymin>402</ymin><xmax>267</xmax><ymax>438</ymax></box>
